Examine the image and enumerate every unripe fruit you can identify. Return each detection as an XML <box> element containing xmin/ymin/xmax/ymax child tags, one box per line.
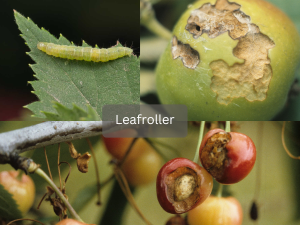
<box><xmin>102</xmin><ymin>136</ymin><xmax>151</xmax><ymax>161</ymax></box>
<box><xmin>0</xmin><ymin>171</ymin><xmax>35</xmax><ymax>215</ymax></box>
<box><xmin>122</xmin><ymin>147</ymin><xmax>162</xmax><ymax>186</ymax></box>
<box><xmin>188</xmin><ymin>196</ymin><xmax>243</xmax><ymax>225</ymax></box>
<box><xmin>102</xmin><ymin>136</ymin><xmax>162</xmax><ymax>186</ymax></box>
<box><xmin>156</xmin><ymin>0</ymin><xmax>300</xmax><ymax>120</ymax></box>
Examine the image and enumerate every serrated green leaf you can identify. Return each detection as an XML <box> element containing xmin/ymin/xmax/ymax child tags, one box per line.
<box><xmin>0</xmin><ymin>184</ymin><xmax>23</xmax><ymax>220</ymax></box>
<box><xmin>14</xmin><ymin>11</ymin><xmax>140</xmax><ymax>120</ymax></box>
<box><xmin>42</xmin><ymin>102</ymin><xmax>100</xmax><ymax>121</ymax></box>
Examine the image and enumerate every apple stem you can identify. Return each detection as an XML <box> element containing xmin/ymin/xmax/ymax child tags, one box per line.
<box><xmin>29</xmin><ymin>162</ymin><xmax>84</xmax><ymax>223</ymax></box>
<box><xmin>140</xmin><ymin>0</ymin><xmax>172</xmax><ymax>40</ymax></box>
<box><xmin>193</xmin><ymin>121</ymin><xmax>205</xmax><ymax>164</ymax></box>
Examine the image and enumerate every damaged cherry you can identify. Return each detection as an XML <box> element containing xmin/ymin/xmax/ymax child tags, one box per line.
<box><xmin>199</xmin><ymin>129</ymin><xmax>256</xmax><ymax>184</ymax></box>
<box><xmin>156</xmin><ymin>158</ymin><xmax>213</xmax><ymax>214</ymax></box>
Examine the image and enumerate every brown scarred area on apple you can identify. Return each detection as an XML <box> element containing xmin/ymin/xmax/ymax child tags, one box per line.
<box><xmin>200</xmin><ymin>132</ymin><xmax>231</xmax><ymax>180</ymax></box>
<box><xmin>181</xmin><ymin>0</ymin><xmax>276</xmax><ymax>104</ymax></box>
<box><xmin>210</xmin><ymin>27</ymin><xmax>275</xmax><ymax>104</ymax></box>
<box><xmin>171</xmin><ymin>36</ymin><xmax>200</xmax><ymax>69</ymax></box>
<box><xmin>186</xmin><ymin>0</ymin><xmax>249</xmax><ymax>39</ymax></box>
<box><xmin>164</xmin><ymin>167</ymin><xmax>201</xmax><ymax>214</ymax></box>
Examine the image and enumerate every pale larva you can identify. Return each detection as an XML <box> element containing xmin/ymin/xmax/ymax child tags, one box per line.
<box><xmin>37</xmin><ymin>42</ymin><xmax>133</xmax><ymax>62</ymax></box>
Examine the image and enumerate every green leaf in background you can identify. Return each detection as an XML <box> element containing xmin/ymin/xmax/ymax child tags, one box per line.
<box><xmin>42</xmin><ymin>102</ymin><xmax>100</xmax><ymax>121</ymax></box>
<box><xmin>0</xmin><ymin>184</ymin><xmax>22</xmax><ymax>220</ymax></box>
<box><xmin>72</xmin><ymin>183</ymin><xmax>99</xmax><ymax>213</ymax></box>
<box><xmin>14</xmin><ymin>11</ymin><xmax>140</xmax><ymax>120</ymax></box>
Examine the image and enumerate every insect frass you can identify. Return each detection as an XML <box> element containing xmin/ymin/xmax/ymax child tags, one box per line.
<box><xmin>37</xmin><ymin>42</ymin><xmax>133</xmax><ymax>62</ymax></box>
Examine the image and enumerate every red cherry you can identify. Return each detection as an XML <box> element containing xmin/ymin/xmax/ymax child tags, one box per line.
<box><xmin>156</xmin><ymin>158</ymin><xmax>213</xmax><ymax>214</ymax></box>
<box><xmin>199</xmin><ymin>129</ymin><xmax>256</xmax><ymax>184</ymax></box>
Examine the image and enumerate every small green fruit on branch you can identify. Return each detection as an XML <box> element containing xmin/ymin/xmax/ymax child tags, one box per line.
<box><xmin>156</xmin><ymin>0</ymin><xmax>300</xmax><ymax>120</ymax></box>
<box><xmin>0</xmin><ymin>171</ymin><xmax>35</xmax><ymax>216</ymax></box>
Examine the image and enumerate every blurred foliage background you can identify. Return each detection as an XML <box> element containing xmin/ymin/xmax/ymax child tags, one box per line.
<box><xmin>0</xmin><ymin>121</ymin><xmax>300</xmax><ymax>225</ymax></box>
<box><xmin>140</xmin><ymin>0</ymin><xmax>300</xmax><ymax>120</ymax></box>
<box><xmin>0</xmin><ymin>0</ymin><xmax>139</xmax><ymax>120</ymax></box>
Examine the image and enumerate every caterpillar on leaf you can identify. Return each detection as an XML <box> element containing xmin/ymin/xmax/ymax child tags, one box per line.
<box><xmin>37</xmin><ymin>42</ymin><xmax>133</xmax><ymax>62</ymax></box>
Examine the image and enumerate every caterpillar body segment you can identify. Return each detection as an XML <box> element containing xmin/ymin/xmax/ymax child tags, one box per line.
<box><xmin>37</xmin><ymin>42</ymin><xmax>133</xmax><ymax>62</ymax></box>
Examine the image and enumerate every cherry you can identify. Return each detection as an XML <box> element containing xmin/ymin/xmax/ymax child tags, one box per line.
<box><xmin>102</xmin><ymin>136</ymin><xmax>151</xmax><ymax>161</ymax></box>
<box><xmin>156</xmin><ymin>158</ymin><xmax>213</xmax><ymax>214</ymax></box>
<box><xmin>187</xmin><ymin>195</ymin><xmax>243</xmax><ymax>225</ymax></box>
<box><xmin>0</xmin><ymin>171</ymin><xmax>35</xmax><ymax>215</ymax></box>
<box><xmin>102</xmin><ymin>136</ymin><xmax>162</xmax><ymax>186</ymax></box>
<box><xmin>56</xmin><ymin>219</ymin><xmax>94</xmax><ymax>225</ymax></box>
<box><xmin>199</xmin><ymin>129</ymin><xmax>256</xmax><ymax>184</ymax></box>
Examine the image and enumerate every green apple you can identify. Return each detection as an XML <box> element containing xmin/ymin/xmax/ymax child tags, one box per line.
<box><xmin>156</xmin><ymin>0</ymin><xmax>300</xmax><ymax>120</ymax></box>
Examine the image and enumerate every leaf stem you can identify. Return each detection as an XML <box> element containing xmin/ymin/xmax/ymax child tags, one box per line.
<box><xmin>193</xmin><ymin>121</ymin><xmax>205</xmax><ymax>163</ymax></box>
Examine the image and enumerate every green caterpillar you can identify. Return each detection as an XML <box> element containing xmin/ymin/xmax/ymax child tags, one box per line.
<box><xmin>37</xmin><ymin>42</ymin><xmax>133</xmax><ymax>62</ymax></box>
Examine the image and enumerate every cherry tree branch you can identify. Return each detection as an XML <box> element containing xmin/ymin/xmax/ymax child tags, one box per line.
<box><xmin>0</xmin><ymin>121</ymin><xmax>108</xmax><ymax>168</ymax></box>
<box><xmin>0</xmin><ymin>121</ymin><xmax>103</xmax><ymax>153</ymax></box>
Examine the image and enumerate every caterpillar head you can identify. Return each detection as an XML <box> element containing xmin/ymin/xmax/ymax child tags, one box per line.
<box><xmin>37</xmin><ymin>42</ymin><xmax>47</xmax><ymax>52</ymax></box>
<box><xmin>125</xmin><ymin>47</ymin><xmax>133</xmax><ymax>56</ymax></box>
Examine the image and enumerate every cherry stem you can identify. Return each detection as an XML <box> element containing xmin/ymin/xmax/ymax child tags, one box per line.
<box><xmin>114</xmin><ymin>166</ymin><xmax>152</xmax><ymax>225</ymax></box>
<box><xmin>225</xmin><ymin>121</ymin><xmax>231</xmax><ymax>132</ymax></box>
<box><xmin>118</xmin><ymin>138</ymin><xmax>138</xmax><ymax>167</ymax></box>
<box><xmin>16</xmin><ymin>170</ymin><xmax>24</xmax><ymax>180</ymax></box>
<box><xmin>216</xmin><ymin>182</ymin><xmax>223</xmax><ymax>198</ymax></box>
<box><xmin>32</xmin><ymin>164</ymin><xmax>84</xmax><ymax>222</ymax></box>
<box><xmin>193</xmin><ymin>121</ymin><xmax>205</xmax><ymax>164</ymax></box>
<box><xmin>86</xmin><ymin>138</ymin><xmax>102</xmax><ymax>205</ymax></box>
<box><xmin>7</xmin><ymin>218</ymin><xmax>45</xmax><ymax>225</ymax></box>
<box><xmin>215</xmin><ymin>121</ymin><xmax>231</xmax><ymax>198</ymax></box>
<box><xmin>282</xmin><ymin>121</ymin><xmax>300</xmax><ymax>160</ymax></box>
